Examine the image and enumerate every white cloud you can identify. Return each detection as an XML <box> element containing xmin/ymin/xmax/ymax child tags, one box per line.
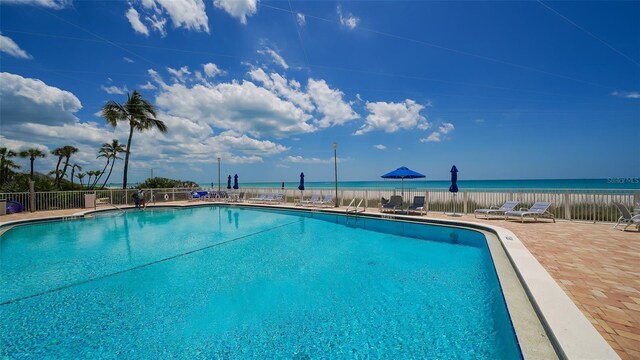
<box><xmin>127</xmin><ymin>0</ymin><xmax>209</xmax><ymax>37</ymax></box>
<box><xmin>355</xmin><ymin>99</ymin><xmax>428</xmax><ymax>135</ymax></box>
<box><xmin>167</xmin><ymin>66</ymin><xmax>192</xmax><ymax>83</ymax></box>
<box><xmin>258</xmin><ymin>47</ymin><xmax>289</xmax><ymax>69</ymax></box>
<box><xmin>126</xmin><ymin>8</ymin><xmax>150</xmax><ymax>36</ymax></box>
<box><xmin>154</xmin><ymin>0</ymin><xmax>209</xmax><ymax>33</ymax></box>
<box><xmin>337</xmin><ymin>5</ymin><xmax>359</xmax><ymax>30</ymax></box>
<box><xmin>296</xmin><ymin>13</ymin><xmax>306</xmax><ymax>26</ymax></box>
<box><xmin>213</xmin><ymin>0</ymin><xmax>258</xmax><ymax>24</ymax></box>
<box><xmin>139</xmin><ymin>81</ymin><xmax>157</xmax><ymax>90</ymax></box>
<box><xmin>420</xmin><ymin>132</ymin><xmax>441</xmax><ymax>143</ymax></box>
<box><xmin>419</xmin><ymin>122</ymin><xmax>455</xmax><ymax>143</ymax></box>
<box><xmin>0</xmin><ymin>34</ymin><xmax>33</xmax><ymax>59</ymax></box>
<box><xmin>474</xmin><ymin>119</ymin><xmax>485</xmax><ymax>123</ymax></box>
<box><xmin>151</xmin><ymin>70</ymin><xmax>315</xmax><ymax>138</ymax></box>
<box><xmin>307</xmin><ymin>79</ymin><xmax>359</xmax><ymax>128</ymax></box>
<box><xmin>373</xmin><ymin>144</ymin><xmax>386</xmax><ymax>150</ymax></box>
<box><xmin>123</xmin><ymin>57</ymin><xmax>135</xmax><ymax>63</ymax></box>
<box><xmin>612</xmin><ymin>91</ymin><xmax>640</xmax><ymax>99</ymax></box>
<box><xmin>248</xmin><ymin>68</ymin><xmax>314</xmax><ymax>112</ymax></box>
<box><xmin>284</xmin><ymin>156</ymin><xmax>345</xmax><ymax>164</ymax></box>
<box><xmin>0</xmin><ymin>72</ymin><xmax>82</xmax><ymax>127</ymax></box>
<box><xmin>438</xmin><ymin>122</ymin><xmax>454</xmax><ymax>134</ymax></box>
<box><xmin>1</xmin><ymin>0</ymin><xmax>71</xmax><ymax>9</ymax></box>
<box><xmin>203</xmin><ymin>63</ymin><xmax>223</xmax><ymax>77</ymax></box>
<box><xmin>101</xmin><ymin>85</ymin><xmax>129</xmax><ymax>95</ymax></box>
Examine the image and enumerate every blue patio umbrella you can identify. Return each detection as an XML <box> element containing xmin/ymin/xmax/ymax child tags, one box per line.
<box><xmin>449</xmin><ymin>166</ymin><xmax>459</xmax><ymax>193</ymax></box>
<box><xmin>226</xmin><ymin>175</ymin><xmax>231</xmax><ymax>189</ymax></box>
<box><xmin>233</xmin><ymin>174</ymin><xmax>239</xmax><ymax>189</ymax></box>
<box><xmin>381</xmin><ymin>166</ymin><xmax>425</xmax><ymax>194</ymax></box>
<box><xmin>298</xmin><ymin>172</ymin><xmax>305</xmax><ymax>191</ymax></box>
<box><xmin>449</xmin><ymin>165</ymin><xmax>460</xmax><ymax>216</ymax></box>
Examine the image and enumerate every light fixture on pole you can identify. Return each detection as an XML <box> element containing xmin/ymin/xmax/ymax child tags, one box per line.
<box><xmin>217</xmin><ymin>157</ymin><xmax>221</xmax><ymax>191</ymax></box>
<box><xmin>333</xmin><ymin>142</ymin><xmax>338</xmax><ymax>207</ymax></box>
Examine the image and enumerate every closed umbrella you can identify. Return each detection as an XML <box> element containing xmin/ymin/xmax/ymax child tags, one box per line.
<box><xmin>449</xmin><ymin>166</ymin><xmax>460</xmax><ymax>216</ymax></box>
<box><xmin>233</xmin><ymin>174</ymin><xmax>239</xmax><ymax>190</ymax></box>
<box><xmin>226</xmin><ymin>175</ymin><xmax>231</xmax><ymax>189</ymax></box>
<box><xmin>381</xmin><ymin>166</ymin><xmax>425</xmax><ymax>195</ymax></box>
<box><xmin>298</xmin><ymin>172</ymin><xmax>305</xmax><ymax>191</ymax></box>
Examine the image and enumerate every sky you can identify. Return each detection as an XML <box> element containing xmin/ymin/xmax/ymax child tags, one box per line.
<box><xmin>1</xmin><ymin>0</ymin><xmax>639</xmax><ymax>184</ymax></box>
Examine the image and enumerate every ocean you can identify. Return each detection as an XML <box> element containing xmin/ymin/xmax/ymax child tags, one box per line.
<box><xmin>202</xmin><ymin>178</ymin><xmax>640</xmax><ymax>190</ymax></box>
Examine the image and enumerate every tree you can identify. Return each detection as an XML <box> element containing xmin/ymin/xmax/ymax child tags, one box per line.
<box><xmin>0</xmin><ymin>148</ymin><xmax>19</xmax><ymax>184</ymax></box>
<box><xmin>69</xmin><ymin>163</ymin><xmax>82</xmax><ymax>189</ymax></box>
<box><xmin>102</xmin><ymin>90</ymin><xmax>167</xmax><ymax>189</ymax></box>
<box><xmin>56</xmin><ymin>146</ymin><xmax>78</xmax><ymax>188</ymax></box>
<box><xmin>95</xmin><ymin>139</ymin><xmax>126</xmax><ymax>189</ymax></box>
<box><xmin>19</xmin><ymin>148</ymin><xmax>47</xmax><ymax>180</ymax></box>
<box><xmin>50</xmin><ymin>147</ymin><xmax>65</xmax><ymax>184</ymax></box>
<box><xmin>76</xmin><ymin>172</ymin><xmax>85</xmax><ymax>188</ymax></box>
<box><xmin>85</xmin><ymin>170</ymin><xmax>96</xmax><ymax>187</ymax></box>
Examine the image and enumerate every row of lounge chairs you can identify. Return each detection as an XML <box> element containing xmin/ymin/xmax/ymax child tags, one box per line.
<box><xmin>296</xmin><ymin>194</ymin><xmax>334</xmax><ymax>207</ymax></box>
<box><xmin>380</xmin><ymin>195</ymin><xmax>426</xmax><ymax>215</ymax></box>
<box><xmin>189</xmin><ymin>191</ymin><xmax>244</xmax><ymax>202</ymax></box>
<box><xmin>248</xmin><ymin>193</ymin><xmax>284</xmax><ymax>203</ymax></box>
<box><xmin>475</xmin><ymin>201</ymin><xmax>555</xmax><ymax>223</ymax></box>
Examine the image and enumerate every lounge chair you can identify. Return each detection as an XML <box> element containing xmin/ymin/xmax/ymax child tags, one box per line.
<box><xmin>474</xmin><ymin>200</ymin><xmax>519</xmax><ymax>219</ymax></box>
<box><xmin>249</xmin><ymin>193</ymin><xmax>266</xmax><ymax>202</ymax></box>
<box><xmin>264</xmin><ymin>193</ymin><xmax>283</xmax><ymax>204</ymax></box>
<box><xmin>406</xmin><ymin>196</ymin><xmax>426</xmax><ymax>215</ymax></box>
<box><xmin>314</xmin><ymin>194</ymin><xmax>334</xmax><ymax>207</ymax></box>
<box><xmin>189</xmin><ymin>191</ymin><xmax>208</xmax><ymax>201</ymax></box>
<box><xmin>299</xmin><ymin>194</ymin><xmax>320</xmax><ymax>206</ymax></box>
<box><xmin>381</xmin><ymin>195</ymin><xmax>403</xmax><ymax>213</ymax></box>
<box><xmin>613</xmin><ymin>202</ymin><xmax>640</xmax><ymax>231</ymax></box>
<box><xmin>260</xmin><ymin>193</ymin><xmax>275</xmax><ymax>203</ymax></box>
<box><xmin>505</xmin><ymin>202</ymin><xmax>555</xmax><ymax>223</ymax></box>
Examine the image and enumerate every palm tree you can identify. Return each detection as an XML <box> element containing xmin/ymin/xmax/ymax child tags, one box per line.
<box><xmin>102</xmin><ymin>90</ymin><xmax>167</xmax><ymax>189</ymax></box>
<box><xmin>51</xmin><ymin>147</ymin><xmax>65</xmax><ymax>184</ymax></box>
<box><xmin>19</xmin><ymin>148</ymin><xmax>47</xmax><ymax>180</ymax></box>
<box><xmin>77</xmin><ymin>172</ymin><xmax>86</xmax><ymax>188</ymax></box>
<box><xmin>95</xmin><ymin>139</ymin><xmax>126</xmax><ymax>189</ymax></box>
<box><xmin>69</xmin><ymin>163</ymin><xmax>82</xmax><ymax>189</ymax></box>
<box><xmin>85</xmin><ymin>170</ymin><xmax>96</xmax><ymax>187</ymax></box>
<box><xmin>56</xmin><ymin>146</ymin><xmax>78</xmax><ymax>188</ymax></box>
<box><xmin>90</xmin><ymin>171</ymin><xmax>103</xmax><ymax>190</ymax></box>
<box><xmin>0</xmin><ymin>148</ymin><xmax>19</xmax><ymax>184</ymax></box>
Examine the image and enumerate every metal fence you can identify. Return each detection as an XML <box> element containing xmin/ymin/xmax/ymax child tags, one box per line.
<box><xmin>1</xmin><ymin>187</ymin><xmax>638</xmax><ymax>223</ymax></box>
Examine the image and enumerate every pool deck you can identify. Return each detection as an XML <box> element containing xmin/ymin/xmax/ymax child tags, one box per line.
<box><xmin>1</xmin><ymin>202</ymin><xmax>639</xmax><ymax>359</ymax></box>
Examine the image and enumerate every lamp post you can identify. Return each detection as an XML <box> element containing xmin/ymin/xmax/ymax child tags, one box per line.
<box><xmin>217</xmin><ymin>157</ymin><xmax>221</xmax><ymax>192</ymax></box>
<box><xmin>333</xmin><ymin>142</ymin><xmax>338</xmax><ymax>207</ymax></box>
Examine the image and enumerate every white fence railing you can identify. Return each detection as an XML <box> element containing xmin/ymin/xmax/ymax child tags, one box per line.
<box><xmin>1</xmin><ymin>187</ymin><xmax>638</xmax><ymax>223</ymax></box>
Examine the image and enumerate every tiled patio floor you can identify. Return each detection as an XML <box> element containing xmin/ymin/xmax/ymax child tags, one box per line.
<box><xmin>2</xmin><ymin>203</ymin><xmax>639</xmax><ymax>359</ymax></box>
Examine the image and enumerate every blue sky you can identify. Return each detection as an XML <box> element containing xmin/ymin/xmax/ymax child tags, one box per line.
<box><xmin>1</xmin><ymin>0</ymin><xmax>638</xmax><ymax>184</ymax></box>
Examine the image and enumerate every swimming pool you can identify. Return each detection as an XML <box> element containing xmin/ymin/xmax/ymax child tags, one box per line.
<box><xmin>0</xmin><ymin>206</ymin><xmax>522</xmax><ymax>358</ymax></box>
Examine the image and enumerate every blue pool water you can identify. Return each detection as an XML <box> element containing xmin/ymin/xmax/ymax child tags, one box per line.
<box><xmin>0</xmin><ymin>207</ymin><xmax>522</xmax><ymax>359</ymax></box>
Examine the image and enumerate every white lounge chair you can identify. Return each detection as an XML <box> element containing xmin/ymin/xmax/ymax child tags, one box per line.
<box><xmin>264</xmin><ymin>193</ymin><xmax>283</xmax><ymax>204</ymax></box>
<box><xmin>249</xmin><ymin>193</ymin><xmax>266</xmax><ymax>202</ymax></box>
<box><xmin>505</xmin><ymin>202</ymin><xmax>555</xmax><ymax>223</ymax></box>
<box><xmin>314</xmin><ymin>194</ymin><xmax>334</xmax><ymax>207</ymax></box>
<box><xmin>299</xmin><ymin>194</ymin><xmax>320</xmax><ymax>206</ymax></box>
<box><xmin>475</xmin><ymin>200</ymin><xmax>519</xmax><ymax>219</ymax></box>
<box><xmin>613</xmin><ymin>202</ymin><xmax>640</xmax><ymax>231</ymax></box>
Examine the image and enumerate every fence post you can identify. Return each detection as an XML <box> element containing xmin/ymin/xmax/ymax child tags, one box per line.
<box><xmin>564</xmin><ymin>192</ymin><xmax>571</xmax><ymax>221</ymax></box>
<box><xmin>364</xmin><ymin>190</ymin><xmax>368</xmax><ymax>211</ymax></box>
<box><xmin>425</xmin><ymin>191</ymin><xmax>430</xmax><ymax>214</ymax></box>
<box><xmin>592</xmin><ymin>194</ymin><xmax>597</xmax><ymax>223</ymax></box>
<box><xmin>463</xmin><ymin>191</ymin><xmax>468</xmax><ymax>214</ymax></box>
<box><xmin>29</xmin><ymin>181</ymin><xmax>35</xmax><ymax>212</ymax></box>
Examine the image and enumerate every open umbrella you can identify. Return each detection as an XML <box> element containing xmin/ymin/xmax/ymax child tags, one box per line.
<box><xmin>298</xmin><ymin>172</ymin><xmax>305</xmax><ymax>191</ymax></box>
<box><xmin>381</xmin><ymin>166</ymin><xmax>425</xmax><ymax>194</ymax></box>
<box><xmin>233</xmin><ymin>174</ymin><xmax>239</xmax><ymax>190</ymax></box>
<box><xmin>226</xmin><ymin>175</ymin><xmax>231</xmax><ymax>189</ymax></box>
